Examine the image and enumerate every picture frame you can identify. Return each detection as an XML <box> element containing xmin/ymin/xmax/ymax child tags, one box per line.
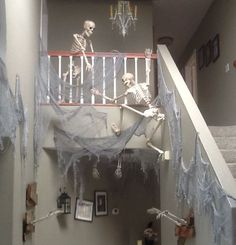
<box><xmin>212</xmin><ymin>34</ymin><xmax>220</xmax><ymax>62</ymax></box>
<box><xmin>94</xmin><ymin>191</ymin><xmax>108</xmax><ymax>216</ymax></box>
<box><xmin>205</xmin><ymin>40</ymin><xmax>212</xmax><ymax>67</ymax></box>
<box><xmin>197</xmin><ymin>45</ymin><xmax>205</xmax><ymax>70</ymax></box>
<box><xmin>74</xmin><ymin>199</ymin><xmax>93</xmax><ymax>222</ymax></box>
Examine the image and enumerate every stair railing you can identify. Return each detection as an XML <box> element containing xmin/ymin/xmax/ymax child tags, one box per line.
<box><xmin>47</xmin><ymin>51</ymin><xmax>157</xmax><ymax>105</ymax></box>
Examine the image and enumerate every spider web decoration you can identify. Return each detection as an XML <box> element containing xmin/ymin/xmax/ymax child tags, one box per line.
<box><xmin>157</xmin><ymin>57</ymin><xmax>235</xmax><ymax>245</ymax></box>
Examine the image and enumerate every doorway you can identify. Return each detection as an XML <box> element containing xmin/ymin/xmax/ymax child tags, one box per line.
<box><xmin>184</xmin><ymin>50</ymin><xmax>198</xmax><ymax>104</ymax></box>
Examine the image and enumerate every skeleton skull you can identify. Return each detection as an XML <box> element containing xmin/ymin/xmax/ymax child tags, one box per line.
<box><xmin>83</xmin><ymin>20</ymin><xmax>95</xmax><ymax>37</ymax></box>
<box><xmin>122</xmin><ymin>73</ymin><xmax>135</xmax><ymax>88</ymax></box>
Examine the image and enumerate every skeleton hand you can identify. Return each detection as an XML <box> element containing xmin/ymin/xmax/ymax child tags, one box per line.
<box><xmin>90</xmin><ymin>88</ymin><xmax>101</xmax><ymax>96</ymax></box>
<box><xmin>86</xmin><ymin>62</ymin><xmax>93</xmax><ymax>71</ymax></box>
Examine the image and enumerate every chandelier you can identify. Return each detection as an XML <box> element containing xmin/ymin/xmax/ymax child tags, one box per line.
<box><xmin>110</xmin><ymin>1</ymin><xmax>137</xmax><ymax>37</ymax></box>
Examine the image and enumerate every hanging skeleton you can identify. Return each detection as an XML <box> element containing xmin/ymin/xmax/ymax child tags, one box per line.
<box><xmin>62</xmin><ymin>20</ymin><xmax>95</xmax><ymax>101</ymax></box>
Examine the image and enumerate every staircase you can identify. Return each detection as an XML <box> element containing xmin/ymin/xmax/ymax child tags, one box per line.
<box><xmin>209</xmin><ymin>125</ymin><xmax>236</xmax><ymax>181</ymax></box>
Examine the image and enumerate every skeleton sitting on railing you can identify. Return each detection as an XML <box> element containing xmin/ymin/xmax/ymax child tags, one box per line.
<box><xmin>91</xmin><ymin>72</ymin><xmax>165</xmax><ymax>120</ymax></box>
<box><xmin>91</xmin><ymin>70</ymin><xmax>166</xmax><ymax>156</ymax></box>
<box><xmin>63</xmin><ymin>20</ymin><xmax>95</xmax><ymax>84</ymax></box>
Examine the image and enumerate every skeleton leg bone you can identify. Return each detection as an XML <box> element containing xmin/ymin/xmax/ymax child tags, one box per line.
<box><xmin>121</xmin><ymin>104</ymin><xmax>166</xmax><ymax>157</ymax></box>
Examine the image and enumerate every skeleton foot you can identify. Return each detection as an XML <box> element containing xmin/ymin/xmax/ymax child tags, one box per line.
<box><xmin>111</xmin><ymin>123</ymin><xmax>121</xmax><ymax>136</ymax></box>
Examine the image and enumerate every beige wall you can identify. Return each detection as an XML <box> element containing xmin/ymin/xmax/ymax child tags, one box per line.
<box><xmin>36</xmin><ymin>150</ymin><xmax>159</xmax><ymax>245</ymax></box>
<box><xmin>48</xmin><ymin>0</ymin><xmax>153</xmax><ymax>53</ymax></box>
<box><xmin>0</xmin><ymin>0</ymin><xmax>6</xmax><ymax>61</ymax></box>
<box><xmin>0</xmin><ymin>1</ymin><xmax>40</xmax><ymax>245</ymax></box>
<box><xmin>180</xmin><ymin>0</ymin><xmax>236</xmax><ymax>126</ymax></box>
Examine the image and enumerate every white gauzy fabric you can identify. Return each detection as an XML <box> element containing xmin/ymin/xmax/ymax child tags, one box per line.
<box><xmin>157</xmin><ymin>58</ymin><xmax>234</xmax><ymax>245</ymax></box>
<box><xmin>0</xmin><ymin>0</ymin><xmax>6</xmax><ymax>62</ymax></box>
<box><xmin>0</xmin><ymin>59</ymin><xmax>18</xmax><ymax>150</ymax></box>
<box><xmin>34</xmin><ymin>42</ymin><xmax>162</xmax><ymax>198</ymax></box>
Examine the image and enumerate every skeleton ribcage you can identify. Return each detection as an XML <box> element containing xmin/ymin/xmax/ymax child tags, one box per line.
<box><xmin>128</xmin><ymin>83</ymin><xmax>151</xmax><ymax>105</ymax></box>
<box><xmin>71</xmin><ymin>34</ymin><xmax>86</xmax><ymax>53</ymax></box>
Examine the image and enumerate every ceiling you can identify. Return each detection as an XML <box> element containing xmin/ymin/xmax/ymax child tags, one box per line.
<box><xmin>153</xmin><ymin>0</ymin><xmax>215</xmax><ymax>61</ymax></box>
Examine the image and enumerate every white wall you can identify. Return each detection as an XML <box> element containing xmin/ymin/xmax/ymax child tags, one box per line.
<box><xmin>180</xmin><ymin>0</ymin><xmax>236</xmax><ymax>126</ymax></box>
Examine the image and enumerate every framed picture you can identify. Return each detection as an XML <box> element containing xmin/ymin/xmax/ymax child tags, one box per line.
<box><xmin>212</xmin><ymin>34</ymin><xmax>220</xmax><ymax>62</ymax></box>
<box><xmin>197</xmin><ymin>45</ymin><xmax>205</xmax><ymax>70</ymax></box>
<box><xmin>94</xmin><ymin>191</ymin><xmax>108</xmax><ymax>216</ymax></box>
<box><xmin>205</xmin><ymin>40</ymin><xmax>212</xmax><ymax>67</ymax></box>
<box><xmin>74</xmin><ymin>199</ymin><xmax>93</xmax><ymax>222</ymax></box>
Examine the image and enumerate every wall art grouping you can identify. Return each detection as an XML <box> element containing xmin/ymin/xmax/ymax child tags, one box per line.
<box><xmin>197</xmin><ymin>34</ymin><xmax>220</xmax><ymax>70</ymax></box>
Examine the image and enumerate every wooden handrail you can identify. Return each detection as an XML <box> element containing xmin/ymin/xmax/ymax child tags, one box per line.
<box><xmin>48</xmin><ymin>51</ymin><xmax>157</xmax><ymax>59</ymax></box>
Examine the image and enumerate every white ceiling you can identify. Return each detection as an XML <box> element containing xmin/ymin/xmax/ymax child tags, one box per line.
<box><xmin>153</xmin><ymin>0</ymin><xmax>215</xmax><ymax>61</ymax></box>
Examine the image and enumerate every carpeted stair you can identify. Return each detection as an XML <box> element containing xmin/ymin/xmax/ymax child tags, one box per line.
<box><xmin>209</xmin><ymin>125</ymin><xmax>236</xmax><ymax>180</ymax></box>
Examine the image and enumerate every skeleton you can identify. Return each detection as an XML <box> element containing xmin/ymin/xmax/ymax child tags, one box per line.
<box><xmin>71</xmin><ymin>20</ymin><xmax>95</xmax><ymax>70</ymax></box>
<box><xmin>91</xmin><ymin>72</ymin><xmax>164</xmax><ymax>119</ymax></box>
<box><xmin>91</xmin><ymin>69</ymin><xmax>166</xmax><ymax>158</ymax></box>
<box><xmin>62</xmin><ymin>21</ymin><xmax>95</xmax><ymax>101</ymax></box>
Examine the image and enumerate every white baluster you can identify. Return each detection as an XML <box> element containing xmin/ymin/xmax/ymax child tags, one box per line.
<box><xmin>102</xmin><ymin>57</ymin><xmax>106</xmax><ymax>104</ymax></box>
<box><xmin>134</xmin><ymin>57</ymin><xmax>138</xmax><ymax>84</ymax></box>
<box><xmin>69</xmin><ymin>56</ymin><xmax>73</xmax><ymax>103</ymax></box>
<box><xmin>113</xmin><ymin>56</ymin><xmax>117</xmax><ymax>99</ymax></box>
<box><xmin>47</xmin><ymin>55</ymin><xmax>50</xmax><ymax>103</ymax></box>
<box><xmin>80</xmin><ymin>56</ymin><xmax>84</xmax><ymax>104</ymax></box>
<box><xmin>91</xmin><ymin>56</ymin><xmax>95</xmax><ymax>104</ymax></box>
<box><xmin>124</xmin><ymin>57</ymin><xmax>127</xmax><ymax>104</ymax></box>
<box><xmin>58</xmin><ymin>56</ymin><xmax>62</xmax><ymax>101</ymax></box>
<box><xmin>145</xmin><ymin>57</ymin><xmax>150</xmax><ymax>86</ymax></box>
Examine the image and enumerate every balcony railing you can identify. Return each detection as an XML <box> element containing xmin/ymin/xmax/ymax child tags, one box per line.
<box><xmin>47</xmin><ymin>51</ymin><xmax>157</xmax><ymax>105</ymax></box>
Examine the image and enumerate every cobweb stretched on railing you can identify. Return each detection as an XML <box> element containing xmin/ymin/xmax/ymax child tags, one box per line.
<box><xmin>157</xmin><ymin>57</ymin><xmax>234</xmax><ymax>245</ymax></box>
<box><xmin>34</xmin><ymin>42</ymin><xmax>162</xmax><ymax>198</ymax></box>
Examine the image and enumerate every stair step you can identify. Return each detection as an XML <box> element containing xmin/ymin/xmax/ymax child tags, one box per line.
<box><xmin>221</xmin><ymin>150</ymin><xmax>236</xmax><ymax>163</ymax></box>
<box><xmin>227</xmin><ymin>163</ymin><xmax>236</xmax><ymax>178</ymax></box>
<box><xmin>209</xmin><ymin>125</ymin><xmax>236</xmax><ymax>137</ymax></box>
<box><xmin>214</xmin><ymin>137</ymin><xmax>236</xmax><ymax>150</ymax></box>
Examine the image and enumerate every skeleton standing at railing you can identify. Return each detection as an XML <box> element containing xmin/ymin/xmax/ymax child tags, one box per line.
<box><xmin>71</xmin><ymin>20</ymin><xmax>95</xmax><ymax>70</ymax></box>
<box><xmin>62</xmin><ymin>20</ymin><xmax>95</xmax><ymax>98</ymax></box>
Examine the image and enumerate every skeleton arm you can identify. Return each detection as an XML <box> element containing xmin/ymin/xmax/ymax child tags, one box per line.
<box><xmin>147</xmin><ymin>208</ymin><xmax>187</xmax><ymax>227</ymax></box>
<box><xmin>91</xmin><ymin>88</ymin><xmax>129</xmax><ymax>103</ymax></box>
<box><xmin>72</xmin><ymin>34</ymin><xmax>92</xmax><ymax>71</ymax></box>
<box><xmin>90</xmin><ymin>88</ymin><xmax>114</xmax><ymax>102</ymax></box>
<box><xmin>88</xmin><ymin>40</ymin><xmax>94</xmax><ymax>53</ymax></box>
<box><xmin>112</xmin><ymin>91</ymin><xmax>129</xmax><ymax>102</ymax></box>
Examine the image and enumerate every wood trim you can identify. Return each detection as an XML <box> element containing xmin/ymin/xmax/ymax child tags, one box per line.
<box><xmin>48</xmin><ymin>51</ymin><xmax>157</xmax><ymax>59</ymax></box>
